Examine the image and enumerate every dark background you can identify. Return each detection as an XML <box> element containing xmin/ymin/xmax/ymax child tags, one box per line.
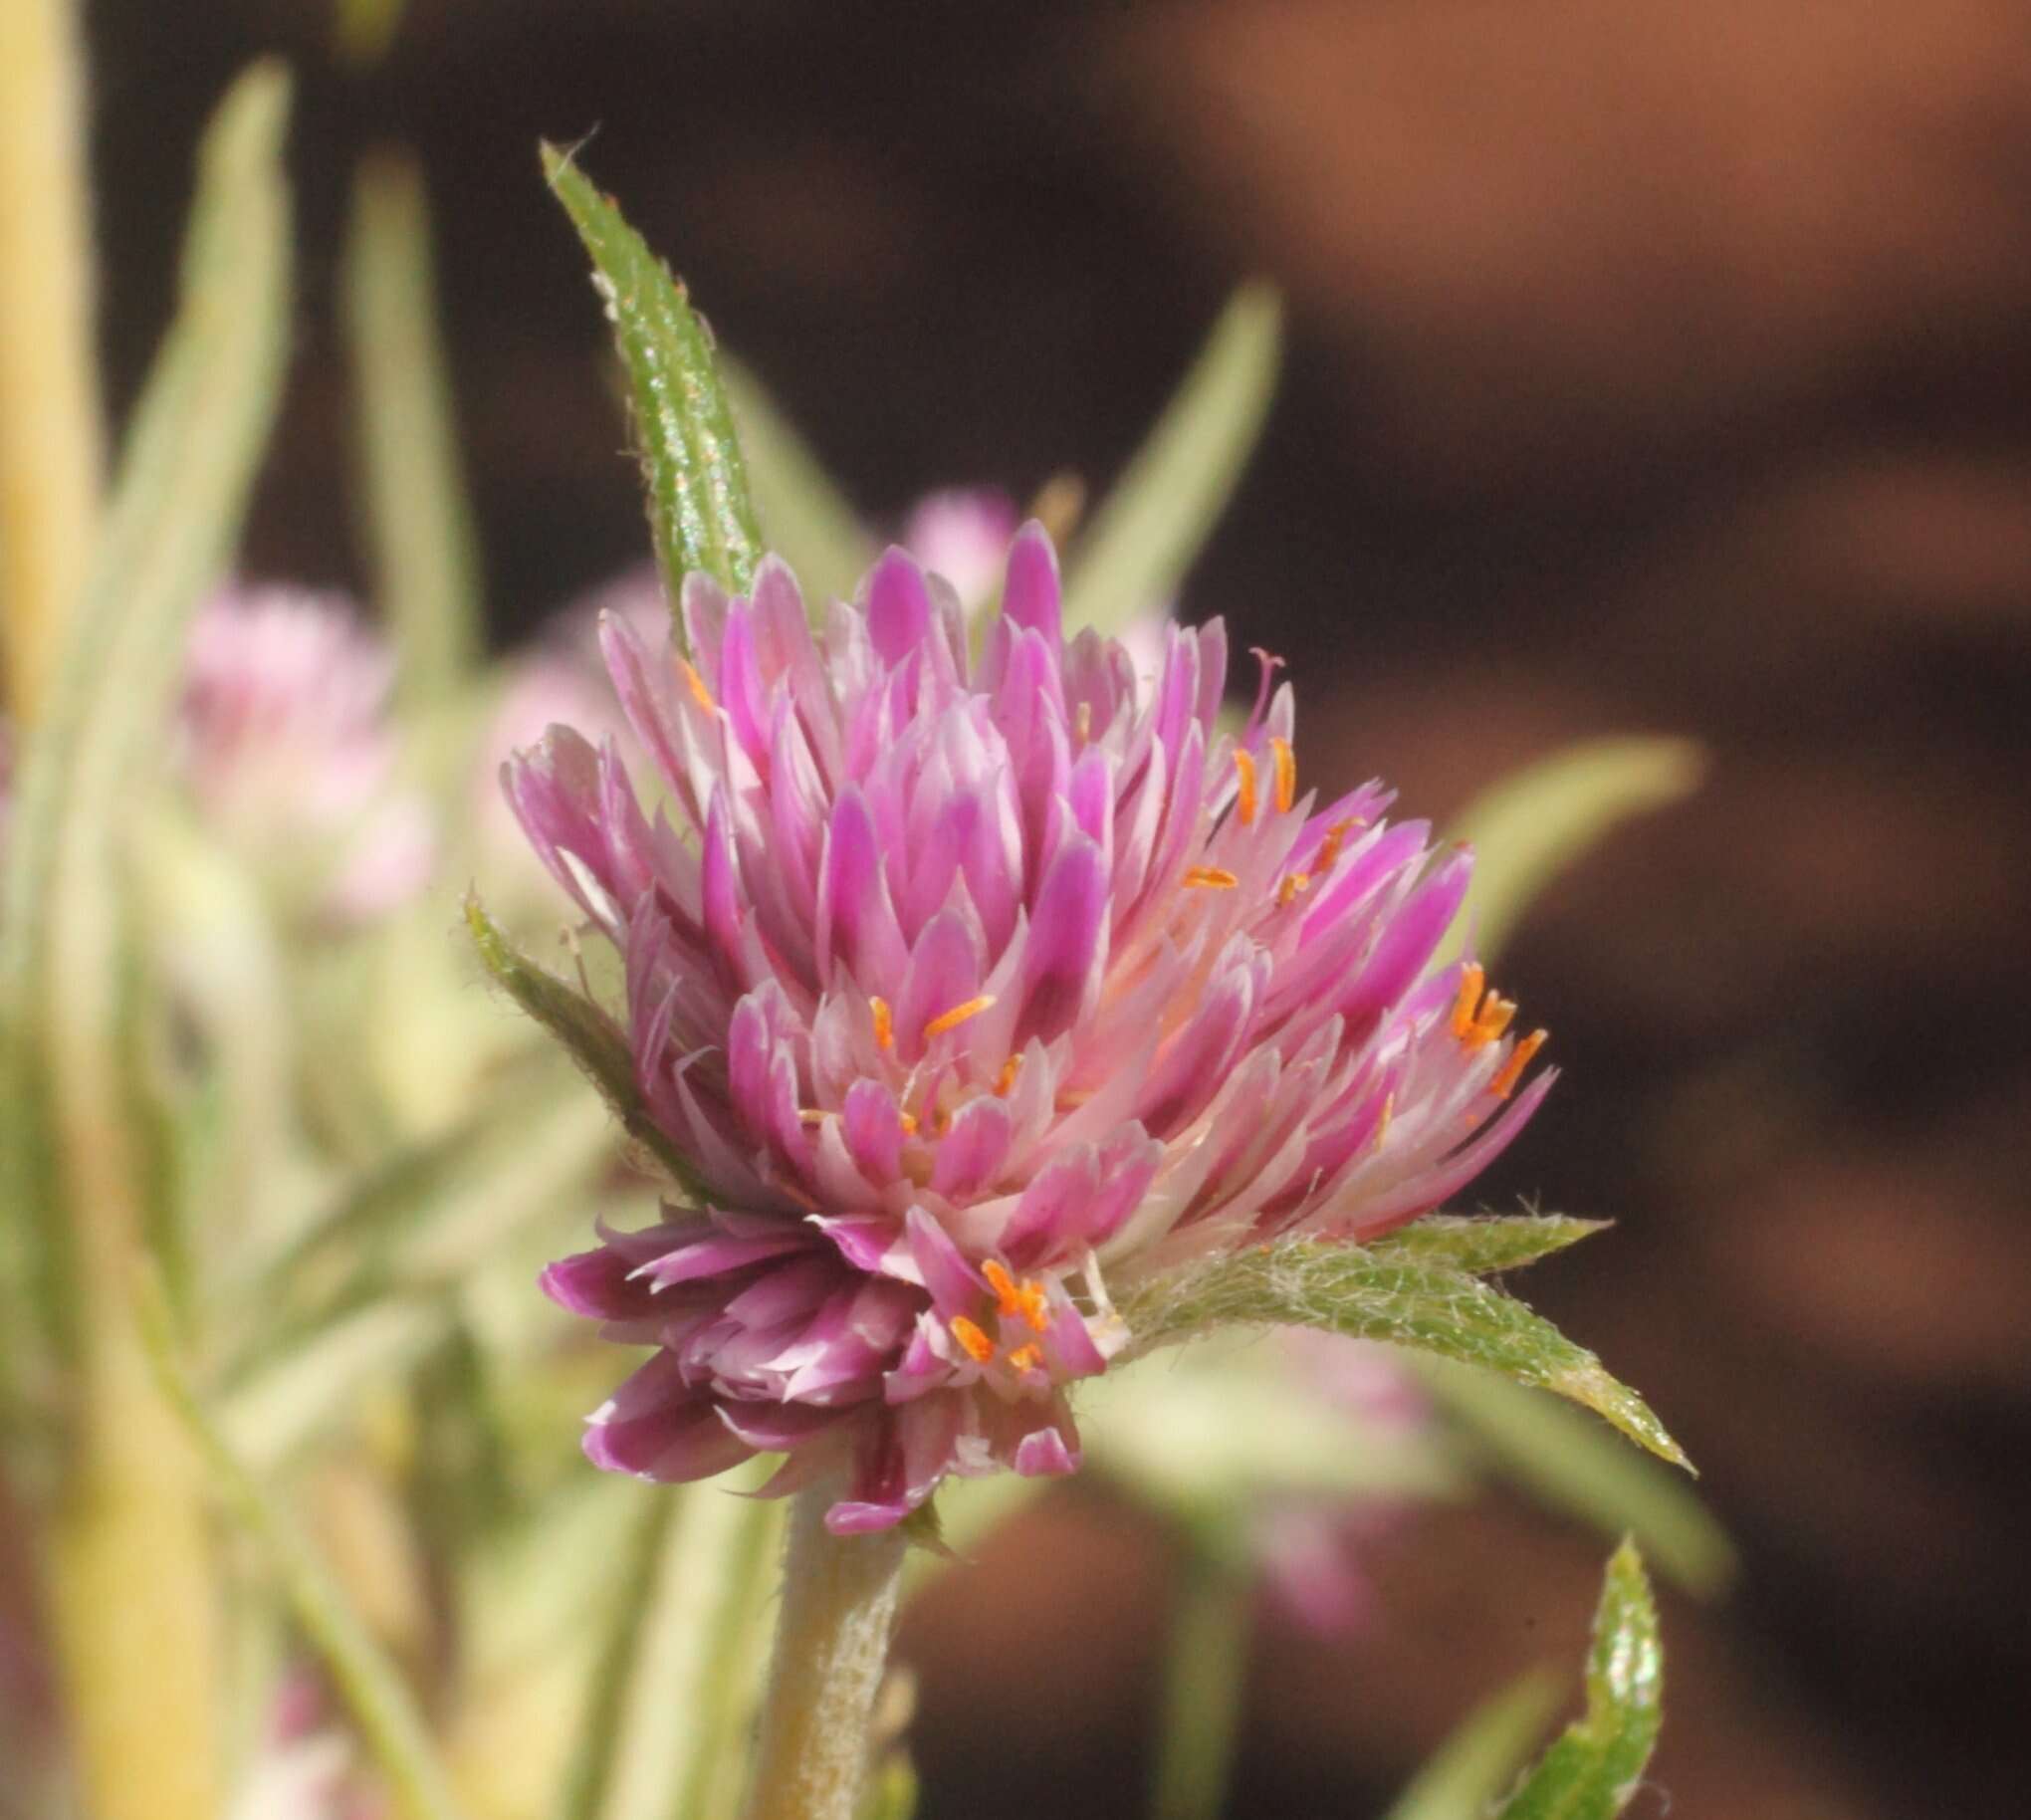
<box><xmin>91</xmin><ymin>1</ymin><xmax>2031</xmax><ymax>1813</ymax></box>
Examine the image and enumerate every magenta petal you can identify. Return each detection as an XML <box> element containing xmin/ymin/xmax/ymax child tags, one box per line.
<box><xmin>904</xmin><ymin>1205</ymin><xmax>985</xmax><ymax>1315</ymax></box>
<box><xmin>1000</xmin><ymin>520</ymin><xmax>1062</xmax><ymax>647</ymax></box>
<box><xmin>716</xmin><ymin>1399</ymin><xmax>850</xmax><ymax>1453</ymax></box>
<box><xmin>865</xmin><ymin>547</ymin><xmax>933</xmax><ymax>665</ymax></box>
<box><xmin>1016</xmin><ymin>835</ymin><xmax>1108</xmax><ymax>1044</ymax></box>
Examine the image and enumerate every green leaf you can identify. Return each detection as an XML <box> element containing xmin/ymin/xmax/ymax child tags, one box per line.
<box><xmin>542</xmin><ymin>143</ymin><xmax>763</xmax><ymax>605</ymax></box>
<box><xmin>1447</xmin><ymin>737</ymin><xmax>1705</xmax><ymax>966</ymax></box>
<box><xmin>1415</xmin><ymin>1357</ymin><xmax>1735</xmax><ymax>1598</ymax></box>
<box><xmin>464</xmin><ymin>895</ymin><xmax>708</xmax><ymax>1200</ymax></box>
<box><xmin>1382</xmin><ymin>1669</ymin><xmax>1566</xmax><ymax>1820</ymax></box>
<box><xmin>1358</xmin><ymin>1213</ymin><xmax>1607</xmax><ymax>1276</ymax></box>
<box><xmin>561</xmin><ymin>1484</ymin><xmax>782</xmax><ymax>1820</ymax></box>
<box><xmin>723</xmin><ymin>356</ymin><xmax>874</xmax><ymax>613</ymax></box>
<box><xmin>344</xmin><ymin>147</ymin><xmax>485</xmax><ymax>703</ymax></box>
<box><xmin>1496</xmin><ymin>1540</ymin><xmax>1664</xmax><ymax>1820</ymax></box>
<box><xmin>138</xmin><ymin>1283</ymin><xmax>470</xmax><ymax>1820</ymax></box>
<box><xmin>1121</xmin><ymin>1234</ymin><xmax>1689</xmax><ymax>1471</ymax></box>
<box><xmin>0</xmin><ymin>62</ymin><xmax>294</xmax><ymax>1391</ymax></box>
<box><xmin>1149</xmin><ymin>1550</ymin><xmax>1251</xmax><ymax>1820</ymax></box>
<box><xmin>1061</xmin><ymin>284</ymin><xmax>1281</xmax><ymax>637</ymax></box>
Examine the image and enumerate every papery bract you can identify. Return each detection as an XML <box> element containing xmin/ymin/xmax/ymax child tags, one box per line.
<box><xmin>511</xmin><ymin>527</ymin><xmax>1553</xmax><ymax>1532</ymax></box>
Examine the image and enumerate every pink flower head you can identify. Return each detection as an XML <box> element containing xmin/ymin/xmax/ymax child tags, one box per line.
<box><xmin>508</xmin><ymin>527</ymin><xmax>1553</xmax><ymax>1533</ymax></box>
<box><xmin>180</xmin><ymin>586</ymin><xmax>432</xmax><ymax>921</ymax></box>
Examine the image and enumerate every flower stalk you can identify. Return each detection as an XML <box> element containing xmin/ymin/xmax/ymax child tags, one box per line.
<box><xmin>0</xmin><ymin>0</ymin><xmax>104</xmax><ymax>723</ymax></box>
<box><xmin>743</xmin><ymin>1489</ymin><xmax>907</xmax><ymax>1820</ymax></box>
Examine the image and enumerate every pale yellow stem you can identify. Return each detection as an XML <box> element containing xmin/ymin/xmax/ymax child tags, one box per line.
<box><xmin>0</xmin><ymin>0</ymin><xmax>105</xmax><ymax>721</ymax></box>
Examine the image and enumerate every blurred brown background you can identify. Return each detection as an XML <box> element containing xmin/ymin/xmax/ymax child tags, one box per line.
<box><xmin>93</xmin><ymin>0</ymin><xmax>2031</xmax><ymax>1813</ymax></box>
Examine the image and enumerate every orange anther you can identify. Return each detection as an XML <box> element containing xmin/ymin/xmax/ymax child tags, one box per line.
<box><xmin>1075</xmin><ymin>701</ymin><xmax>1093</xmax><ymax>745</ymax></box>
<box><xmin>1183</xmin><ymin>866</ymin><xmax>1240</xmax><ymax>890</ymax></box>
<box><xmin>1465</xmin><ymin>995</ymin><xmax>1516</xmax><ymax>1049</ymax></box>
<box><xmin>1489</xmin><ymin>1030</ymin><xmax>1548</xmax><ymax>1100</ymax></box>
<box><xmin>994</xmin><ymin>1054</ymin><xmax>1023</xmax><ymax>1097</ymax></box>
<box><xmin>1006</xmin><ymin>1343</ymin><xmax>1045</xmax><ymax>1375</ymax></box>
<box><xmin>1269</xmin><ymin>738</ymin><xmax>1296</xmax><ymax>813</ymax></box>
<box><xmin>950</xmin><ymin>1316</ymin><xmax>995</xmax><ymax>1364</ymax></box>
<box><xmin>679</xmin><ymin>659</ymin><xmax>716</xmax><ymax>714</ymax></box>
<box><xmin>923</xmin><ymin>994</ymin><xmax>997</xmax><ymax>1040</ymax></box>
<box><xmin>1370</xmin><ymin>1092</ymin><xmax>1395</xmax><ymax>1155</ymax></box>
<box><xmin>870</xmin><ymin>997</ymin><xmax>894</xmax><ymax>1051</ymax></box>
<box><xmin>983</xmin><ymin>1259</ymin><xmax>1050</xmax><ymax>1331</ymax></box>
<box><xmin>1277</xmin><ymin>871</ymin><xmax>1311</xmax><ymax>908</ymax></box>
<box><xmin>898</xmin><ymin>1110</ymin><xmax>919</xmax><ymax>1137</ymax></box>
<box><xmin>1315</xmin><ymin>816</ymin><xmax>1359</xmax><ymax>871</ymax></box>
<box><xmin>797</xmin><ymin>1108</ymin><xmax>830</xmax><ymax>1126</ymax></box>
<box><xmin>1233</xmin><ymin>749</ymin><xmax>1258</xmax><ymax>825</ymax></box>
<box><xmin>1450</xmin><ymin>964</ymin><xmax>1486</xmax><ymax>1041</ymax></box>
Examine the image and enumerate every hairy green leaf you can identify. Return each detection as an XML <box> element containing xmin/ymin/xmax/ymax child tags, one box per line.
<box><xmin>543</xmin><ymin>144</ymin><xmax>763</xmax><ymax>605</ymax></box>
<box><xmin>1360</xmin><ymin>1213</ymin><xmax>1607</xmax><ymax>1276</ymax></box>
<box><xmin>345</xmin><ymin>148</ymin><xmax>484</xmax><ymax>702</ymax></box>
<box><xmin>1448</xmin><ymin>737</ymin><xmax>1705</xmax><ymax>966</ymax></box>
<box><xmin>140</xmin><ymin>1284</ymin><xmax>469</xmax><ymax>1820</ymax></box>
<box><xmin>464</xmin><ymin>895</ymin><xmax>708</xmax><ymax>1199</ymax></box>
<box><xmin>724</xmin><ymin>356</ymin><xmax>873</xmax><ymax>613</ymax></box>
<box><xmin>1383</xmin><ymin>1669</ymin><xmax>1566</xmax><ymax>1820</ymax></box>
<box><xmin>1122</xmin><ymin>1235</ymin><xmax>1688</xmax><ymax>1471</ymax></box>
<box><xmin>0</xmin><ymin>63</ymin><xmax>293</xmax><ymax>1394</ymax></box>
<box><xmin>1497</xmin><ymin>1540</ymin><xmax>1664</xmax><ymax>1820</ymax></box>
<box><xmin>1062</xmin><ymin>285</ymin><xmax>1281</xmax><ymax>636</ymax></box>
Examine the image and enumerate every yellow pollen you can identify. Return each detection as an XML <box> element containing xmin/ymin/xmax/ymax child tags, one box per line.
<box><xmin>994</xmin><ymin>1054</ymin><xmax>1023</xmax><ymax>1097</ymax></box>
<box><xmin>923</xmin><ymin>994</ymin><xmax>997</xmax><ymax>1040</ymax></box>
<box><xmin>1006</xmin><ymin>1343</ymin><xmax>1045</xmax><ymax>1375</ymax></box>
<box><xmin>1450</xmin><ymin>964</ymin><xmax>1486</xmax><ymax>1041</ymax></box>
<box><xmin>898</xmin><ymin>1111</ymin><xmax>919</xmax><ymax>1136</ymax></box>
<box><xmin>1277</xmin><ymin>871</ymin><xmax>1311</xmax><ymax>908</ymax></box>
<box><xmin>983</xmin><ymin>1259</ymin><xmax>1051</xmax><ymax>1332</ymax></box>
<box><xmin>679</xmin><ymin>659</ymin><xmax>716</xmax><ymax>714</ymax></box>
<box><xmin>1316</xmin><ymin>816</ymin><xmax>1359</xmax><ymax>870</ymax></box>
<box><xmin>1269</xmin><ymin>738</ymin><xmax>1296</xmax><ymax>813</ymax></box>
<box><xmin>797</xmin><ymin>1108</ymin><xmax>830</xmax><ymax>1126</ymax></box>
<box><xmin>1233</xmin><ymin>749</ymin><xmax>1258</xmax><ymax>825</ymax></box>
<box><xmin>1490</xmin><ymin>1030</ymin><xmax>1548</xmax><ymax>1100</ymax></box>
<box><xmin>871</xmin><ymin>997</ymin><xmax>894</xmax><ymax>1051</ymax></box>
<box><xmin>950</xmin><ymin>1316</ymin><xmax>995</xmax><ymax>1364</ymax></box>
<box><xmin>1183</xmin><ymin>866</ymin><xmax>1240</xmax><ymax>890</ymax></box>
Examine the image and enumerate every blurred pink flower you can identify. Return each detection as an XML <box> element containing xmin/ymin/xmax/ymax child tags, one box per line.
<box><xmin>510</xmin><ymin>526</ymin><xmax>1552</xmax><ymax>1533</ymax></box>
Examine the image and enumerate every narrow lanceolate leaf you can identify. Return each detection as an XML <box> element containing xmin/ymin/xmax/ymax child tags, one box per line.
<box><xmin>542</xmin><ymin>143</ymin><xmax>763</xmax><ymax>605</ymax></box>
<box><xmin>1061</xmin><ymin>284</ymin><xmax>1281</xmax><ymax>637</ymax></box>
<box><xmin>1359</xmin><ymin>1214</ymin><xmax>1607</xmax><ymax>1276</ymax></box>
<box><xmin>1447</xmin><ymin>737</ymin><xmax>1706</xmax><ymax>966</ymax></box>
<box><xmin>138</xmin><ymin>1286</ymin><xmax>470</xmax><ymax>1820</ymax></box>
<box><xmin>344</xmin><ymin>147</ymin><xmax>485</xmax><ymax>703</ymax></box>
<box><xmin>464</xmin><ymin>896</ymin><xmax>707</xmax><ymax>1199</ymax></box>
<box><xmin>1382</xmin><ymin>1669</ymin><xmax>1565</xmax><ymax>1820</ymax></box>
<box><xmin>1497</xmin><ymin>1541</ymin><xmax>1664</xmax><ymax>1820</ymax></box>
<box><xmin>0</xmin><ymin>60</ymin><xmax>294</xmax><ymax>1387</ymax></box>
<box><xmin>1122</xmin><ymin>1234</ymin><xmax>1689</xmax><ymax>1471</ymax></box>
<box><xmin>724</xmin><ymin>356</ymin><xmax>873</xmax><ymax>614</ymax></box>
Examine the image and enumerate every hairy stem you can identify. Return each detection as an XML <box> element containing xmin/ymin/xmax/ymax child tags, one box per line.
<box><xmin>0</xmin><ymin>0</ymin><xmax>104</xmax><ymax>722</ymax></box>
<box><xmin>743</xmin><ymin>1490</ymin><xmax>906</xmax><ymax>1820</ymax></box>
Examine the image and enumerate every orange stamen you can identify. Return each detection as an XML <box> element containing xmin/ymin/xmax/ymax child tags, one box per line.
<box><xmin>898</xmin><ymin>1110</ymin><xmax>919</xmax><ymax>1137</ymax></box>
<box><xmin>679</xmin><ymin>659</ymin><xmax>716</xmax><ymax>714</ymax></box>
<box><xmin>1006</xmin><ymin>1343</ymin><xmax>1045</xmax><ymax>1375</ymax></box>
<box><xmin>1075</xmin><ymin>701</ymin><xmax>1093</xmax><ymax>745</ymax></box>
<box><xmin>797</xmin><ymin>1108</ymin><xmax>830</xmax><ymax>1126</ymax></box>
<box><xmin>1269</xmin><ymin>737</ymin><xmax>1296</xmax><ymax>813</ymax></box>
<box><xmin>983</xmin><ymin>1259</ymin><xmax>1051</xmax><ymax>1332</ymax></box>
<box><xmin>1233</xmin><ymin>749</ymin><xmax>1258</xmax><ymax>825</ymax></box>
<box><xmin>1370</xmin><ymin>1092</ymin><xmax>1395</xmax><ymax>1155</ymax></box>
<box><xmin>1277</xmin><ymin>871</ymin><xmax>1311</xmax><ymax>908</ymax></box>
<box><xmin>1183</xmin><ymin>866</ymin><xmax>1240</xmax><ymax>890</ymax></box>
<box><xmin>923</xmin><ymin>994</ymin><xmax>997</xmax><ymax>1040</ymax></box>
<box><xmin>1450</xmin><ymin>964</ymin><xmax>1486</xmax><ymax>1041</ymax></box>
<box><xmin>950</xmin><ymin>1316</ymin><xmax>995</xmax><ymax>1364</ymax></box>
<box><xmin>994</xmin><ymin>1054</ymin><xmax>1023</xmax><ymax>1097</ymax></box>
<box><xmin>870</xmin><ymin>997</ymin><xmax>894</xmax><ymax>1051</ymax></box>
<box><xmin>1489</xmin><ymin>1030</ymin><xmax>1548</xmax><ymax>1100</ymax></box>
<box><xmin>1315</xmin><ymin>816</ymin><xmax>1359</xmax><ymax>871</ymax></box>
<box><xmin>1465</xmin><ymin>995</ymin><xmax>1516</xmax><ymax>1049</ymax></box>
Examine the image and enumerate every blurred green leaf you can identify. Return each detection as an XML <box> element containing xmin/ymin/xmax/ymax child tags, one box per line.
<box><xmin>542</xmin><ymin>144</ymin><xmax>763</xmax><ymax>606</ymax></box>
<box><xmin>223</xmin><ymin>1297</ymin><xmax>442</xmax><ymax>1469</ymax></box>
<box><xmin>140</xmin><ymin>1282</ymin><xmax>470</xmax><ymax>1820</ymax></box>
<box><xmin>562</xmin><ymin>1483</ymin><xmax>781</xmax><ymax>1820</ymax></box>
<box><xmin>1061</xmin><ymin>284</ymin><xmax>1281</xmax><ymax>636</ymax></box>
<box><xmin>1416</xmin><ymin>1356</ymin><xmax>1735</xmax><ymax>1598</ymax></box>
<box><xmin>1149</xmin><ymin>1550</ymin><xmax>1250</xmax><ymax>1820</ymax></box>
<box><xmin>724</xmin><ymin>356</ymin><xmax>874</xmax><ymax>611</ymax></box>
<box><xmin>1496</xmin><ymin>1540</ymin><xmax>1663</xmax><ymax>1820</ymax></box>
<box><xmin>465</xmin><ymin>894</ymin><xmax>708</xmax><ymax>1200</ymax></box>
<box><xmin>1448</xmin><ymin>737</ymin><xmax>1706</xmax><ymax>966</ymax></box>
<box><xmin>1122</xmin><ymin>1232</ymin><xmax>1689</xmax><ymax>1472</ymax></box>
<box><xmin>334</xmin><ymin>0</ymin><xmax>408</xmax><ymax>67</ymax></box>
<box><xmin>0</xmin><ymin>62</ymin><xmax>293</xmax><ymax>1395</ymax></box>
<box><xmin>1383</xmin><ymin>1669</ymin><xmax>1566</xmax><ymax>1820</ymax></box>
<box><xmin>345</xmin><ymin>147</ymin><xmax>484</xmax><ymax>703</ymax></box>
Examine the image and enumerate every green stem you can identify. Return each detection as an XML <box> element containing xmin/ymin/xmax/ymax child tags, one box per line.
<box><xmin>1149</xmin><ymin>1546</ymin><xmax>1251</xmax><ymax>1820</ymax></box>
<box><xmin>0</xmin><ymin>0</ymin><xmax>104</xmax><ymax>722</ymax></box>
<box><xmin>743</xmin><ymin>1489</ymin><xmax>906</xmax><ymax>1820</ymax></box>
